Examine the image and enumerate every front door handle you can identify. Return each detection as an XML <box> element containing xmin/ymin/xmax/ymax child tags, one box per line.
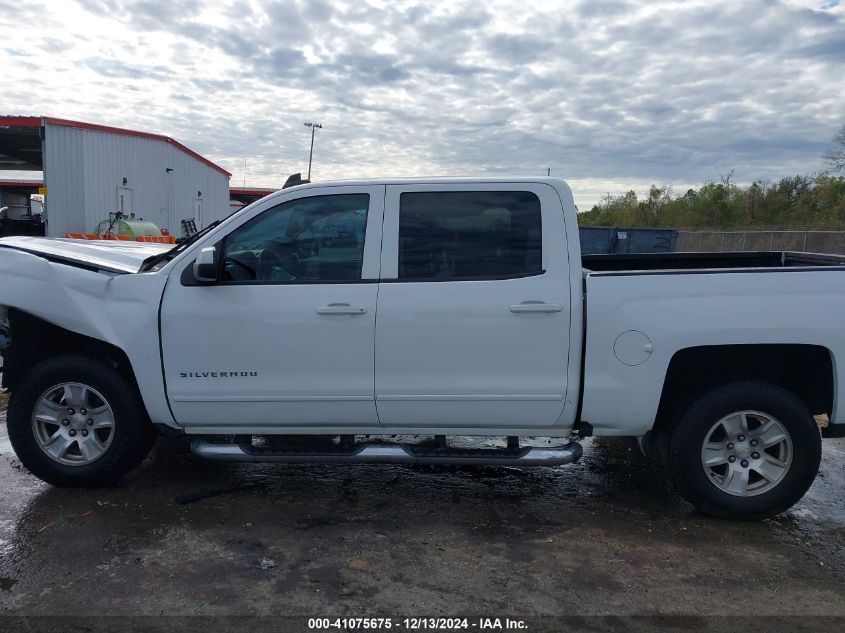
<box><xmin>316</xmin><ymin>303</ymin><xmax>367</xmax><ymax>315</ymax></box>
<box><xmin>509</xmin><ymin>302</ymin><xmax>564</xmax><ymax>313</ymax></box>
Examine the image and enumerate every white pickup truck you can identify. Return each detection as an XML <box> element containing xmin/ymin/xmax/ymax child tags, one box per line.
<box><xmin>1</xmin><ymin>178</ymin><xmax>843</xmax><ymax>519</ymax></box>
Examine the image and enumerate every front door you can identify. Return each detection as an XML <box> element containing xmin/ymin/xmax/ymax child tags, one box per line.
<box><xmin>160</xmin><ymin>185</ymin><xmax>385</xmax><ymax>431</ymax></box>
<box><xmin>374</xmin><ymin>184</ymin><xmax>572</xmax><ymax>428</ymax></box>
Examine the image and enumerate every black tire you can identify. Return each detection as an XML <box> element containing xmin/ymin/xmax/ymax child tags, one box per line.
<box><xmin>668</xmin><ymin>380</ymin><xmax>821</xmax><ymax>520</ymax></box>
<box><xmin>7</xmin><ymin>355</ymin><xmax>156</xmax><ymax>487</ymax></box>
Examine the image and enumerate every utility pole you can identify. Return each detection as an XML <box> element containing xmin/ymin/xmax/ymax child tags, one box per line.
<box><xmin>304</xmin><ymin>122</ymin><xmax>322</xmax><ymax>181</ymax></box>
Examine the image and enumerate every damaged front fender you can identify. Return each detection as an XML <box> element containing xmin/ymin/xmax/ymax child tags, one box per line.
<box><xmin>0</xmin><ymin>247</ymin><xmax>177</xmax><ymax>428</ymax></box>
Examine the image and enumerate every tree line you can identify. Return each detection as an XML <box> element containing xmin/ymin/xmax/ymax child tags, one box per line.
<box><xmin>578</xmin><ymin>124</ymin><xmax>845</xmax><ymax>230</ymax></box>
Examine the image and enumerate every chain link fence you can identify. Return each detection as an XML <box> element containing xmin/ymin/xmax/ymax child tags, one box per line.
<box><xmin>676</xmin><ymin>230</ymin><xmax>845</xmax><ymax>255</ymax></box>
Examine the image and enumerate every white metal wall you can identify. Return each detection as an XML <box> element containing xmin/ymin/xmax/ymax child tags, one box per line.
<box><xmin>170</xmin><ymin>147</ymin><xmax>230</xmax><ymax>234</ymax></box>
<box><xmin>43</xmin><ymin>122</ymin><xmax>230</xmax><ymax>237</ymax></box>
<box><xmin>42</xmin><ymin>125</ymin><xmax>85</xmax><ymax>238</ymax></box>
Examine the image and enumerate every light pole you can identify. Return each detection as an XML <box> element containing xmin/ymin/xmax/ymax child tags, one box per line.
<box><xmin>304</xmin><ymin>122</ymin><xmax>322</xmax><ymax>181</ymax></box>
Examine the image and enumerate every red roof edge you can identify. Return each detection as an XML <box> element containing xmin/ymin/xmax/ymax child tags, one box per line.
<box><xmin>230</xmin><ymin>187</ymin><xmax>279</xmax><ymax>195</ymax></box>
<box><xmin>0</xmin><ymin>116</ymin><xmax>42</xmax><ymax>128</ymax></box>
<box><xmin>0</xmin><ymin>180</ymin><xmax>44</xmax><ymax>189</ymax></box>
<box><xmin>41</xmin><ymin>116</ymin><xmax>233</xmax><ymax>178</ymax></box>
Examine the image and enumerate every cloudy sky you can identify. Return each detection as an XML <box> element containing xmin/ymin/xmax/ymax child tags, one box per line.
<box><xmin>1</xmin><ymin>0</ymin><xmax>843</xmax><ymax>208</ymax></box>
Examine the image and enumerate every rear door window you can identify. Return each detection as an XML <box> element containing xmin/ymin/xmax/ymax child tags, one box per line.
<box><xmin>398</xmin><ymin>191</ymin><xmax>542</xmax><ymax>280</ymax></box>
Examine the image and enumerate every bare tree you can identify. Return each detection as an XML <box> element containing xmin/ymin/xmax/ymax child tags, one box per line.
<box><xmin>646</xmin><ymin>184</ymin><xmax>672</xmax><ymax>227</ymax></box>
<box><xmin>747</xmin><ymin>181</ymin><xmax>761</xmax><ymax>221</ymax></box>
<box><xmin>719</xmin><ymin>168</ymin><xmax>736</xmax><ymax>187</ymax></box>
<box><xmin>823</xmin><ymin>123</ymin><xmax>845</xmax><ymax>172</ymax></box>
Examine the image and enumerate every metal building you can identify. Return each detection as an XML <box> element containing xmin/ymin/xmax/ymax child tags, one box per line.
<box><xmin>229</xmin><ymin>186</ymin><xmax>278</xmax><ymax>213</ymax></box>
<box><xmin>0</xmin><ymin>116</ymin><xmax>231</xmax><ymax>237</ymax></box>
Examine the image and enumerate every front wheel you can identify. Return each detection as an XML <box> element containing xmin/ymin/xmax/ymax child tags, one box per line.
<box><xmin>7</xmin><ymin>356</ymin><xmax>156</xmax><ymax>487</ymax></box>
<box><xmin>668</xmin><ymin>381</ymin><xmax>821</xmax><ymax>520</ymax></box>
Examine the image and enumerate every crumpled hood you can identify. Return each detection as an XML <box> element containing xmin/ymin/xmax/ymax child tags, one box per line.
<box><xmin>0</xmin><ymin>236</ymin><xmax>171</xmax><ymax>273</ymax></box>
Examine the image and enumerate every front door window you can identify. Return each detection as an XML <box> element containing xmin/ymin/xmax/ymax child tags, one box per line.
<box><xmin>222</xmin><ymin>194</ymin><xmax>370</xmax><ymax>283</ymax></box>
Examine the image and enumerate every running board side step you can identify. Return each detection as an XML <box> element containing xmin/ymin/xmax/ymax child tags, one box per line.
<box><xmin>190</xmin><ymin>439</ymin><xmax>583</xmax><ymax>467</ymax></box>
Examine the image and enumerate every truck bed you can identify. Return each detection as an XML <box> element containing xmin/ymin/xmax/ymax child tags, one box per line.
<box><xmin>579</xmin><ymin>249</ymin><xmax>845</xmax><ymax>439</ymax></box>
<box><xmin>582</xmin><ymin>251</ymin><xmax>845</xmax><ymax>273</ymax></box>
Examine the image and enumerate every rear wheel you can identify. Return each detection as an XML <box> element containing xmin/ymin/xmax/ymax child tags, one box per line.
<box><xmin>7</xmin><ymin>356</ymin><xmax>156</xmax><ymax>487</ymax></box>
<box><xmin>668</xmin><ymin>381</ymin><xmax>821</xmax><ymax>520</ymax></box>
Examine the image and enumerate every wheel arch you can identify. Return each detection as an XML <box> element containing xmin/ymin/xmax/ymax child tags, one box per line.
<box><xmin>1</xmin><ymin>309</ymin><xmax>149</xmax><ymax>420</ymax></box>
<box><xmin>651</xmin><ymin>343</ymin><xmax>834</xmax><ymax>442</ymax></box>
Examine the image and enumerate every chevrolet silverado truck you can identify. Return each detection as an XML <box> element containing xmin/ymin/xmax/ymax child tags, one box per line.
<box><xmin>1</xmin><ymin>177</ymin><xmax>843</xmax><ymax>520</ymax></box>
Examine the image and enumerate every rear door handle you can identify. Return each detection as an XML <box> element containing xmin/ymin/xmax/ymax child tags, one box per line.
<box><xmin>316</xmin><ymin>303</ymin><xmax>367</xmax><ymax>315</ymax></box>
<box><xmin>509</xmin><ymin>302</ymin><xmax>564</xmax><ymax>313</ymax></box>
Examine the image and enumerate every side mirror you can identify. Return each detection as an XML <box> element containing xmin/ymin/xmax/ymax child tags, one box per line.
<box><xmin>193</xmin><ymin>246</ymin><xmax>218</xmax><ymax>283</ymax></box>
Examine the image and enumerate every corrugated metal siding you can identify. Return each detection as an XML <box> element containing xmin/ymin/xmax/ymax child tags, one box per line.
<box><xmin>42</xmin><ymin>125</ymin><xmax>85</xmax><ymax>238</ymax></box>
<box><xmin>170</xmin><ymin>147</ymin><xmax>230</xmax><ymax>234</ymax></box>
<box><xmin>43</xmin><ymin>122</ymin><xmax>230</xmax><ymax>237</ymax></box>
<box><xmin>81</xmin><ymin>129</ymin><xmax>171</xmax><ymax>232</ymax></box>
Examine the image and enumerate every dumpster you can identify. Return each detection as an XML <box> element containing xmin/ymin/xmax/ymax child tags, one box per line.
<box><xmin>579</xmin><ymin>226</ymin><xmax>679</xmax><ymax>255</ymax></box>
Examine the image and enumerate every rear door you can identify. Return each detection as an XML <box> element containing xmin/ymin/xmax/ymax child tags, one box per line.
<box><xmin>374</xmin><ymin>183</ymin><xmax>572</xmax><ymax>428</ymax></box>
